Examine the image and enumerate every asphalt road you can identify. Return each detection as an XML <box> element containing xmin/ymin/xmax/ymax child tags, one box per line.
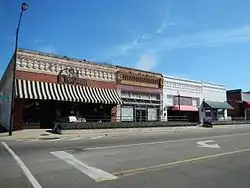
<box><xmin>1</xmin><ymin>126</ymin><xmax>250</xmax><ymax>188</ymax></box>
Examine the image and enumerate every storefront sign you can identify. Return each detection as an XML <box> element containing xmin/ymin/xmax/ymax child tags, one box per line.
<box><xmin>58</xmin><ymin>68</ymin><xmax>87</xmax><ymax>86</ymax></box>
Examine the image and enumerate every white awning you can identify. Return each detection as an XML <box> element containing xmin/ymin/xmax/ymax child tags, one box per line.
<box><xmin>15</xmin><ymin>79</ymin><xmax>122</xmax><ymax>104</ymax></box>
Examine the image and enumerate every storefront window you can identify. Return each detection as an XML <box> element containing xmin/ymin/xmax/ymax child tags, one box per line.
<box><xmin>23</xmin><ymin>100</ymin><xmax>41</xmax><ymax>125</ymax></box>
<box><xmin>217</xmin><ymin>109</ymin><xmax>224</xmax><ymax>117</ymax></box>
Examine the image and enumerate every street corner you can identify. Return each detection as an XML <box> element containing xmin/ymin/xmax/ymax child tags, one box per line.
<box><xmin>0</xmin><ymin>130</ymin><xmax>62</xmax><ymax>142</ymax></box>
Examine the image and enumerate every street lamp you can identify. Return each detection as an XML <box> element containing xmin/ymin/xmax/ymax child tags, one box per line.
<box><xmin>177</xmin><ymin>91</ymin><xmax>181</xmax><ymax>121</ymax></box>
<box><xmin>9</xmin><ymin>3</ymin><xmax>28</xmax><ymax>136</ymax></box>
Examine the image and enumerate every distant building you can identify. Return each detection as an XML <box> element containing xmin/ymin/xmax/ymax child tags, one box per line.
<box><xmin>163</xmin><ymin>75</ymin><xmax>233</xmax><ymax>123</ymax></box>
<box><xmin>227</xmin><ymin>89</ymin><xmax>250</xmax><ymax>120</ymax></box>
<box><xmin>116</xmin><ymin>66</ymin><xmax>163</xmax><ymax>122</ymax></box>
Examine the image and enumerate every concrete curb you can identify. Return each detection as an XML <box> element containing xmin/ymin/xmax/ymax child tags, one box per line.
<box><xmin>60</xmin><ymin>124</ymin><xmax>250</xmax><ymax>136</ymax></box>
<box><xmin>1</xmin><ymin>124</ymin><xmax>250</xmax><ymax>141</ymax></box>
<box><xmin>60</xmin><ymin>126</ymin><xmax>201</xmax><ymax>135</ymax></box>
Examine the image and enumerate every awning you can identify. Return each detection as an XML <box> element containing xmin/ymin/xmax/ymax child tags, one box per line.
<box><xmin>15</xmin><ymin>79</ymin><xmax>123</xmax><ymax>104</ymax></box>
<box><xmin>122</xmin><ymin>98</ymin><xmax>161</xmax><ymax>106</ymax></box>
<box><xmin>243</xmin><ymin>101</ymin><xmax>250</xmax><ymax>109</ymax></box>
<box><xmin>172</xmin><ymin>105</ymin><xmax>198</xmax><ymax>111</ymax></box>
<box><xmin>203</xmin><ymin>100</ymin><xmax>233</xmax><ymax>109</ymax></box>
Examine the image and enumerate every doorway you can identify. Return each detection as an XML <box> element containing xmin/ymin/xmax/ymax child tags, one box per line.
<box><xmin>135</xmin><ymin>108</ymin><xmax>147</xmax><ymax>122</ymax></box>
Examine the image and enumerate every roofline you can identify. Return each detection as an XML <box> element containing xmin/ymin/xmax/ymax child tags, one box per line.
<box><xmin>226</xmin><ymin>89</ymin><xmax>242</xmax><ymax>93</ymax></box>
<box><xmin>116</xmin><ymin>65</ymin><xmax>162</xmax><ymax>76</ymax></box>
<box><xmin>163</xmin><ymin>75</ymin><xmax>225</xmax><ymax>87</ymax></box>
<box><xmin>163</xmin><ymin>75</ymin><xmax>202</xmax><ymax>84</ymax></box>
<box><xmin>201</xmin><ymin>80</ymin><xmax>225</xmax><ymax>88</ymax></box>
<box><xmin>18</xmin><ymin>48</ymin><xmax>116</xmax><ymax>68</ymax></box>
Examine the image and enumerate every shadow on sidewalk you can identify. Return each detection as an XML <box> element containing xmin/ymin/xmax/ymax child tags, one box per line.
<box><xmin>0</xmin><ymin>125</ymin><xmax>7</xmax><ymax>134</ymax></box>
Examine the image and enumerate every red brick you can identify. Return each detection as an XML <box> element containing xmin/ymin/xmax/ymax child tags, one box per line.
<box><xmin>16</xmin><ymin>70</ymin><xmax>116</xmax><ymax>89</ymax></box>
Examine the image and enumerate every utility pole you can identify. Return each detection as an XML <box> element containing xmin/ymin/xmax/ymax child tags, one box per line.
<box><xmin>9</xmin><ymin>3</ymin><xmax>28</xmax><ymax>136</ymax></box>
<box><xmin>177</xmin><ymin>92</ymin><xmax>181</xmax><ymax>121</ymax></box>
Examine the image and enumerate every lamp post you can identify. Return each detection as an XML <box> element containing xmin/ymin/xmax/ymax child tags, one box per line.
<box><xmin>177</xmin><ymin>92</ymin><xmax>181</xmax><ymax>121</ymax></box>
<box><xmin>9</xmin><ymin>3</ymin><xmax>28</xmax><ymax>136</ymax></box>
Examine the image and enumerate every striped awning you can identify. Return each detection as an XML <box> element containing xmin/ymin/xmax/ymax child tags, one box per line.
<box><xmin>15</xmin><ymin>79</ymin><xmax>122</xmax><ymax>104</ymax></box>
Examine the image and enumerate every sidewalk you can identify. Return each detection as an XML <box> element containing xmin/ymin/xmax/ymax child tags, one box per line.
<box><xmin>0</xmin><ymin>124</ymin><xmax>249</xmax><ymax>141</ymax></box>
<box><xmin>0</xmin><ymin>129</ymin><xmax>61</xmax><ymax>141</ymax></box>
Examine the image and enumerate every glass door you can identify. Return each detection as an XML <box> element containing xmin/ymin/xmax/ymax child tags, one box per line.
<box><xmin>135</xmin><ymin>109</ymin><xmax>147</xmax><ymax>122</ymax></box>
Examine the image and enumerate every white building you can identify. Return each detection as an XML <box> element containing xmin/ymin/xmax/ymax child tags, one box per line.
<box><xmin>163</xmin><ymin>75</ymin><xmax>232</xmax><ymax>123</ymax></box>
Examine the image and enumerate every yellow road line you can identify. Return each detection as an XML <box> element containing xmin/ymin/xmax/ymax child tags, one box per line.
<box><xmin>113</xmin><ymin>148</ymin><xmax>250</xmax><ymax>177</ymax></box>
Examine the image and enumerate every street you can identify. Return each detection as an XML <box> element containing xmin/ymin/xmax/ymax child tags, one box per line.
<box><xmin>1</xmin><ymin>126</ymin><xmax>250</xmax><ymax>188</ymax></box>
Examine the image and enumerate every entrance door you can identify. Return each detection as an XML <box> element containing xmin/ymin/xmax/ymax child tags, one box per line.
<box><xmin>40</xmin><ymin>100</ymin><xmax>56</xmax><ymax>129</ymax></box>
<box><xmin>135</xmin><ymin>109</ymin><xmax>147</xmax><ymax>122</ymax></box>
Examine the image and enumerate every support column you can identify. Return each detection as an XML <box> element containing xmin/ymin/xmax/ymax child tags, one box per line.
<box><xmin>224</xmin><ymin>109</ymin><xmax>228</xmax><ymax>120</ymax></box>
<box><xmin>245</xmin><ymin>109</ymin><xmax>247</xmax><ymax>120</ymax></box>
<box><xmin>111</xmin><ymin>105</ymin><xmax>117</xmax><ymax>122</ymax></box>
<box><xmin>199</xmin><ymin>103</ymin><xmax>205</xmax><ymax>125</ymax></box>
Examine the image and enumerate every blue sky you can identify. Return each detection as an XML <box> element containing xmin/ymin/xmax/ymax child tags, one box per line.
<box><xmin>1</xmin><ymin>0</ymin><xmax>250</xmax><ymax>90</ymax></box>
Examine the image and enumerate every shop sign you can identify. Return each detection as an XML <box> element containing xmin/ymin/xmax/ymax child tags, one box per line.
<box><xmin>57</xmin><ymin>68</ymin><xmax>87</xmax><ymax>86</ymax></box>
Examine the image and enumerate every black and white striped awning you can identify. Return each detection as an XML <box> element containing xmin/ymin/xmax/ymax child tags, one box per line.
<box><xmin>15</xmin><ymin>79</ymin><xmax>122</xmax><ymax>104</ymax></box>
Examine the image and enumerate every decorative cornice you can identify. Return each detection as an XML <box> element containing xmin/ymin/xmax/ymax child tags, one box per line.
<box><xmin>16</xmin><ymin>50</ymin><xmax>117</xmax><ymax>82</ymax></box>
<box><xmin>117</xmin><ymin>66</ymin><xmax>162</xmax><ymax>78</ymax></box>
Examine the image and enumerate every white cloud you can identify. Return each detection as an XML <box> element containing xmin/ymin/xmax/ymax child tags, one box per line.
<box><xmin>136</xmin><ymin>53</ymin><xmax>157</xmax><ymax>71</ymax></box>
<box><xmin>114</xmin><ymin>25</ymin><xmax>250</xmax><ymax>58</ymax></box>
<box><xmin>156</xmin><ymin>20</ymin><xmax>167</xmax><ymax>34</ymax></box>
<box><xmin>156</xmin><ymin>12</ymin><xmax>177</xmax><ymax>34</ymax></box>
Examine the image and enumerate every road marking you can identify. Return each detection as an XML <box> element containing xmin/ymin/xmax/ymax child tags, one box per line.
<box><xmin>90</xmin><ymin>135</ymin><xmax>104</xmax><ymax>140</ymax></box>
<box><xmin>1</xmin><ymin>142</ymin><xmax>42</xmax><ymax>188</ymax></box>
<box><xmin>48</xmin><ymin>138</ymin><xmax>66</xmax><ymax>142</ymax></box>
<box><xmin>197</xmin><ymin>140</ymin><xmax>220</xmax><ymax>149</ymax></box>
<box><xmin>16</xmin><ymin>139</ymin><xmax>39</xmax><ymax>142</ymax></box>
<box><xmin>113</xmin><ymin>147</ymin><xmax>250</xmax><ymax>177</ymax></box>
<box><xmin>84</xmin><ymin>132</ymin><xmax>250</xmax><ymax>151</ymax></box>
<box><xmin>50</xmin><ymin>151</ymin><xmax>117</xmax><ymax>182</ymax></box>
<box><xmin>69</xmin><ymin>137</ymin><xmax>81</xmax><ymax>141</ymax></box>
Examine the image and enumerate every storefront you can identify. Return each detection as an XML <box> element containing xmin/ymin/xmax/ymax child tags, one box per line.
<box><xmin>201</xmin><ymin>100</ymin><xmax>233</xmax><ymax>121</ymax></box>
<box><xmin>201</xmin><ymin>82</ymin><xmax>232</xmax><ymax>123</ymax></box>
<box><xmin>0</xmin><ymin>49</ymin><xmax>122</xmax><ymax>130</ymax></box>
<box><xmin>116</xmin><ymin>66</ymin><xmax>163</xmax><ymax>122</ymax></box>
<box><xmin>163</xmin><ymin>75</ymin><xmax>202</xmax><ymax>122</ymax></box>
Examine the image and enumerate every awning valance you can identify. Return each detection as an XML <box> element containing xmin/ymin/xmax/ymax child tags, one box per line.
<box><xmin>15</xmin><ymin>79</ymin><xmax>122</xmax><ymax>104</ymax></box>
<box><xmin>203</xmin><ymin>100</ymin><xmax>233</xmax><ymax>109</ymax></box>
<box><xmin>243</xmin><ymin>101</ymin><xmax>250</xmax><ymax>109</ymax></box>
<box><xmin>121</xmin><ymin>98</ymin><xmax>161</xmax><ymax>106</ymax></box>
<box><xmin>172</xmin><ymin>105</ymin><xmax>198</xmax><ymax>112</ymax></box>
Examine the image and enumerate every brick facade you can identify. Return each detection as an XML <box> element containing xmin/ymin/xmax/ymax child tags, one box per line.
<box><xmin>14</xmin><ymin>70</ymin><xmax>118</xmax><ymax>129</ymax></box>
<box><xmin>227</xmin><ymin>90</ymin><xmax>242</xmax><ymax>118</ymax></box>
<box><xmin>16</xmin><ymin>70</ymin><xmax>117</xmax><ymax>89</ymax></box>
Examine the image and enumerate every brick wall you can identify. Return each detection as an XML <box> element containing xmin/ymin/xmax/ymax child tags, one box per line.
<box><xmin>14</xmin><ymin>70</ymin><xmax>118</xmax><ymax>130</ymax></box>
<box><xmin>227</xmin><ymin>91</ymin><xmax>242</xmax><ymax>117</ymax></box>
<box><xmin>16</xmin><ymin>70</ymin><xmax>116</xmax><ymax>89</ymax></box>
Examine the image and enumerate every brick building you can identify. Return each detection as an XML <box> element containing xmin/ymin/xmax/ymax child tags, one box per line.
<box><xmin>116</xmin><ymin>66</ymin><xmax>163</xmax><ymax>122</ymax></box>
<box><xmin>227</xmin><ymin>89</ymin><xmax>250</xmax><ymax>120</ymax></box>
<box><xmin>0</xmin><ymin>49</ymin><xmax>122</xmax><ymax>130</ymax></box>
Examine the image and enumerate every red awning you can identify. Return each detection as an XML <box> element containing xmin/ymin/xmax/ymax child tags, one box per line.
<box><xmin>172</xmin><ymin>105</ymin><xmax>198</xmax><ymax>112</ymax></box>
<box><xmin>243</xmin><ymin>101</ymin><xmax>250</xmax><ymax>109</ymax></box>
